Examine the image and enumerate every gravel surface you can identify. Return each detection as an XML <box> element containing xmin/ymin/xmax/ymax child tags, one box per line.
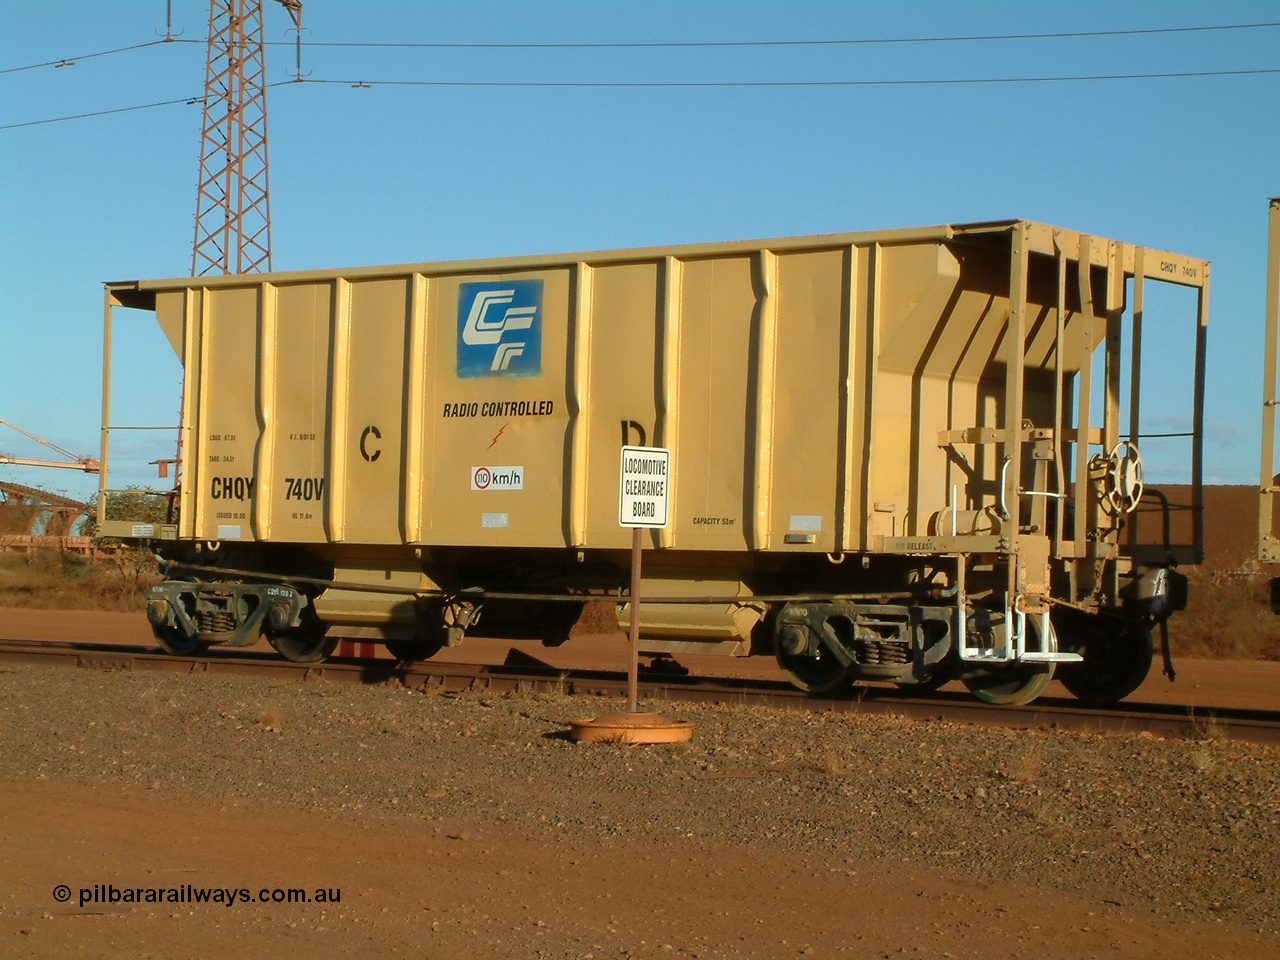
<box><xmin>2</xmin><ymin>661</ymin><xmax>1278</xmax><ymax>940</ymax></box>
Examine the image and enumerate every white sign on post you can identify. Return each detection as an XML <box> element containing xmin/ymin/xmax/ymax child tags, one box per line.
<box><xmin>619</xmin><ymin>445</ymin><xmax>670</xmax><ymax>528</ymax></box>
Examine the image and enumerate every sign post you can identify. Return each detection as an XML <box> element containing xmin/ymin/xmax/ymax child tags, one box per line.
<box><xmin>618</xmin><ymin>445</ymin><xmax>670</xmax><ymax>712</ymax></box>
<box><xmin>568</xmin><ymin>445</ymin><xmax>690</xmax><ymax>743</ymax></box>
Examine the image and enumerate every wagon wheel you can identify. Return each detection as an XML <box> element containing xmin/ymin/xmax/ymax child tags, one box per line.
<box><xmin>958</xmin><ymin>613</ymin><xmax>1054</xmax><ymax>705</ymax></box>
<box><xmin>151</xmin><ymin>623</ymin><xmax>208</xmax><ymax>657</ymax></box>
<box><xmin>383</xmin><ymin>636</ymin><xmax>444</xmax><ymax>662</ymax></box>
<box><xmin>266</xmin><ymin>605</ymin><xmax>338</xmax><ymax>663</ymax></box>
<box><xmin>959</xmin><ymin>661</ymin><xmax>1055</xmax><ymax>705</ymax></box>
<box><xmin>1054</xmin><ymin>609</ymin><xmax>1153</xmax><ymax>704</ymax></box>
<box><xmin>384</xmin><ymin>619</ymin><xmax>446</xmax><ymax>663</ymax></box>
<box><xmin>383</xmin><ymin>598</ymin><xmax>453</xmax><ymax>662</ymax></box>
<box><xmin>773</xmin><ymin>622</ymin><xmax>854</xmax><ymax>695</ymax></box>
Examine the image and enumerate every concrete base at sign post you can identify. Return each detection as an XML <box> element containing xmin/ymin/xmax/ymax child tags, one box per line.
<box><xmin>568</xmin><ymin>712</ymin><xmax>695</xmax><ymax>745</ymax></box>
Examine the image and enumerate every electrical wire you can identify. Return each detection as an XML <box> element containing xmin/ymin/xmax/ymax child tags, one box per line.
<box><xmin>4</xmin><ymin>20</ymin><xmax>1279</xmax><ymax>74</ymax></box>
<box><xmin>0</xmin><ymin>95</ymin><xmax>203</xmax><ymax>130</ymax></box>
<box><xmin>276</xmin><ymin>20</ymin><xmax>1280</xmax><ymax>50</ymax></box>
<box><xmin>0</xmin><ymin>39</ymin><xmax>172</xmax><ymax>76</ymax></box>
<box><xmin>5</xmin><ymin>63</ymin><xmax>1276</xmax><ymax>131</ymax></box>
<box><xmin>3</xmin><ymin>13</ymin><xmax>1278</xmax><ymax>132</ymax></box>
<box><xmin>307</xmin><ymin>67</ymin><xmax>1280</xmax><ymax>89</ymax></box>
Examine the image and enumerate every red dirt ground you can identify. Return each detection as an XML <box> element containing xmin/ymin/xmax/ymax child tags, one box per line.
<box><xmin>2</xmin><ymin>778</ymin><xmax>1273</xmax><ymax>960</ymax></box>
<box><xmin>2</xmin><ymin>607</ymin><xmax>1277</xmax><ymax>959</ymax></box>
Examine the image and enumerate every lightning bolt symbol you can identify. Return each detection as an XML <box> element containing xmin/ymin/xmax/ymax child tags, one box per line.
<box><xmin>488</xmin><ymin>423</ymin><xmax>508</xmax><ymax>449</ymax></box>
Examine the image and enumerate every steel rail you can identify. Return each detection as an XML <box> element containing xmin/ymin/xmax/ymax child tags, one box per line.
<box><xmin>1</xmin><ymin>638</ymin><xmax>1277</xmax><ymax>745</ymax></box>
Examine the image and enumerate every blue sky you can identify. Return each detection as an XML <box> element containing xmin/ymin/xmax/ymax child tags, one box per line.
<box><xmin>1</xmin><ymin>1</ymin><xmax>1277</xmax><ymax>504</ymax></box>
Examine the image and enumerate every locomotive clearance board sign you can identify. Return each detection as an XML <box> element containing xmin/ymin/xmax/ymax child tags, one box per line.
<box><xmin>619</xmin><ymin>446</ymin><xmax>670</xmax><ymax>528</ymax></box>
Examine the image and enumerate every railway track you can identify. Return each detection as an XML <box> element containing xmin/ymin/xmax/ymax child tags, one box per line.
<box><xmin>2</xmin><ymin>637</ymin><xmax>1279</xmax><ymax>745</ymax></box>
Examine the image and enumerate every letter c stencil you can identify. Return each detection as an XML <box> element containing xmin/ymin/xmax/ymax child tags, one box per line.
<box><xmin>360</xmin><ymin>425</ymin><xmax>382</xmax><ymax>462</ymax></box>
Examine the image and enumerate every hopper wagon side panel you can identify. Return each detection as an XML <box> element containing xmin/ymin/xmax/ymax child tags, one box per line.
<box><xmin>269</xmin><ymin>282</ymin><xmax>332</xmax><ymax>544</ymax></box>
<box><xmin>153</xmin><ymin>233</ymin><xmax>1085</xmax><ymax>559</ymax></box>
<box><xmin>192</xmin><ymin>285</ymin><xmax>262</xmax><ymax>544</ymax></box>
<box><xmin>425</xmin><ymin>269</ymin><xmax>572</xmax><ymax>548</ymax></box>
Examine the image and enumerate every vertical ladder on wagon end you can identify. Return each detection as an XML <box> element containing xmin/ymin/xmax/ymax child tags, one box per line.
<box><xmin>953</xmin><ymin>221</ymin><xmax>1081</xmax><ymax>665</ymax></box>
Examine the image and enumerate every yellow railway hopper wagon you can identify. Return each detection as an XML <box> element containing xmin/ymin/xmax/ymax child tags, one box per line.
<box><xmin>100</xmin><ymin>218</ymin><xmax>1209</xmax><ymax>704</ymax></box>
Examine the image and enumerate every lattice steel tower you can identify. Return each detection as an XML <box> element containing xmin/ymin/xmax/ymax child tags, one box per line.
<box><xmin>191</xmin><ymin>0</ymin><xmax>302</xmax><ymax>276</ymax></box>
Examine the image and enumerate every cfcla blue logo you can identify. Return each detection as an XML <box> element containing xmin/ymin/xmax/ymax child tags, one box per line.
<box><xmin>457</xmin><ymin>280</ymin><xmax>543</xmax><ymax>377</ymax></box>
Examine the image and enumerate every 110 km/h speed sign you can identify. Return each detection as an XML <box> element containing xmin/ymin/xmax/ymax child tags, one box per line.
<box><xmin>618</xmin><ymin>446</ymin><xmax>670</xmax><ymax>528</ymax></box>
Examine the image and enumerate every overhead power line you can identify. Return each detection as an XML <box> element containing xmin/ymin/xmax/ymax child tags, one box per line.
<box><xmin>0</xmin><ymin>39</ymin><xmax>171</xmax><ymax>76</ymax></box>
<box><xmin>3</xmin><ymin>63</ymin><xmax>1279</xmax><ymax>131</ymax></box>
<box><xmin>0</xmin><ymin>95</ymin><xmax>203</xmax><ymax>130</ymax></box>
<box><xmin>282</xmin><ymin>20</ymin><xmax>1280</xmax><ymax>50</ymax></box>
<box><xmin>3</xmin><ymin>20</ymin><xmax>1279</xmax><ymax>75</ymax></box>
<box><xmin>310</xmin><ymin>67</ymin><xmax>1280</xmax><ymax>89</ymax></box>
<box><xmin>5</xmin><ymin>64</ymin><xmax>1278</xmax><ymax>131</ymax></box>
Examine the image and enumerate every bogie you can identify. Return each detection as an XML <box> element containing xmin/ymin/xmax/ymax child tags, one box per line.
<box><xmin>772</xmin><ymin>601</ymin><xmax>954</xmax><ymax>696</ymax></box>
